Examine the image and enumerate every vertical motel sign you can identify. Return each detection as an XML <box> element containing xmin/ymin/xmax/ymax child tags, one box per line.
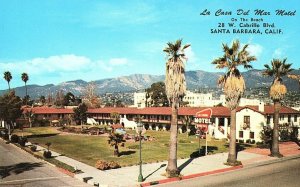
<box><xmin>194</xmin><ymin>108</ymin><xmax>212</xmax><ymax>132</ymax></box>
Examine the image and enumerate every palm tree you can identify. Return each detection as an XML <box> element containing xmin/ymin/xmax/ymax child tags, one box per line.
<box><xmin>4</xmin><ymin>71</ymin><xmax>12</xmax><ymax>91</ymax></box>
<box><xmin>21</xmin><ymin>73</ymin><xmax>29</xmax><ymax>104</ymax></box>
<box><xmin>212</xmin><ymin>40</ymin><xmax>256</xmax><ymax>165</ymax></box>
<box><xmin>263</xmin><ymin>58</ymin><xmax>293</xmax><ymax>157</ymax></box>
<box><xmin>163</xmin><ymin>39</ymin><xmax>190</xmax><ymax>177</ymax></box>
<box><xmin>21</xmin><ymin>73</ymin><xmax>29</xmax><ymax>95</ymax></box>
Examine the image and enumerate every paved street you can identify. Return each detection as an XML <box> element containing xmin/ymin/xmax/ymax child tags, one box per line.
<box><xmin>0</xmin><ymin>140</ymin><xmax>90</xmax><ymax>187</ymax></box>
<box><xmin>158</xmin><ymin>157</ymin><xmax>300</xmax><ymax>187</ymax></box>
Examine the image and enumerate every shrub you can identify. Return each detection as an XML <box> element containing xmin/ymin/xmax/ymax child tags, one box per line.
<box><xmin>245</xmin><ymin>139</ymin><xmax>251</xmax><ymax>144</ymax></box>
<box><xmin>95</xmin><ymin>160</ymin><xmax>121</xmax><ymax>170</ymax></box>
<box><xmin>95</xmin><ymin>160</ymin><xmax>110</xmax><ymax>170</ymax></box>
<box><xmin>238</xmin><ymin>139</ymin><xmax>244</xmax><ymax>143</ymax></box>
<box><xmin>251</xmin><ymin>140</ymin><xmax>256</xmax><ymax>144</ymax></box>
<box><xmin>30</xmin><ymin>145</ymin><xmax>37</xmax><ymax>152</ymax></box>
<box><xmin>3</xmin><ymin>132</ymin><xmax>9</xmax><ymax>140</ymax></box>
<box><xmin>43</xmin><ymin>150</ymin><xmax>52</xmax><ymax>158</ymax></box>
<box><xmin>10</xmin><ymin>134</ymin><xmax>19</xmax><ymax>143</ymax></box>
<box><xmin>108</xmin><ymin>161</ymin><xmax>120</xmax><ymax>169</ymax></box>
<box><xmin>279</xmin><ymin>129</ymin><xmax>290</xmax><ymax>142</ymax></box>
<box><xmin>18</xmin><ymin>137</ymin><xmax>27</xmax><ymax>147</ymax></box>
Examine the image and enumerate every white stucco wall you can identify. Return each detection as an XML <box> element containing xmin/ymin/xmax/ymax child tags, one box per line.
<box><xmin>236</xmin><ymin>108</ymin><xmax>265</xmax><ymax>142</ymax></box>
<box><xmin>265</xmin><ymin>114</ymin><xmax>300</xmax><ymax>127</ymax></box>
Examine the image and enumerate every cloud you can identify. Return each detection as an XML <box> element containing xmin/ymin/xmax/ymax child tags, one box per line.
<box><xmin>0</xmin><ymin>55</ymin><xmax>131</xmax><ymax>75</ymax></box>
<box><xmin>272</xmin><ymin>48</ymin><xmax>284</xmax><ymax>58</ymax></box>
<box><xmin>0</xmin><ymin>54</ymin><xmax>92</xmax><ymax>75</ymax></box>
<box><xmin>185</xmin><ymin>47</ymin><xmax>197</xmax><ymax>63</ymax></box>
<box><xmin>246</xmin><ymin>43</ymin><xmax>263</xmax><ymax>59</ymax></box>
<box><xmin>0</xmin><ymin>55</ymin><xmax>131</xmax><ymax>89</ymax></box>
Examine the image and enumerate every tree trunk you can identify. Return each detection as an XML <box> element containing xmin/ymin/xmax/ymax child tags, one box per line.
<box><xmin>271</xmin><ymin>101</ymin><xmax>282</xmax><ymax>157</ymax></box>
<box><xmin>25</xmin><ymin>82</ymin><xmax>28</xmax><ymax>98</ymax></box>
<box><xmin>227</xmin><ymin>108</ymin><xmax>237</xmax><ymax>164</ymax></box>
<box><xmin>166</xmin><ymin>98</ymin><xmax>179</xmax><ymax>177</ymax></box>
<box><xmin>25</xmin><ymin>83</ymin><xmax>28</xmax><ymax>105</ymax></box>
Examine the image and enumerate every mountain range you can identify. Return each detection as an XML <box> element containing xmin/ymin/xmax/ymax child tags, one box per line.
<box><xmin>0</xmin><ymin>69</ymin><xmax>299</xmax><ymax>99</ymax></box>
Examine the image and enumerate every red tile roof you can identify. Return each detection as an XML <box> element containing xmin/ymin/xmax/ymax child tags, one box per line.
<box><xmin>264</xmin><ymin>105</ymin><xmax>299</xmax><ymax>114</ymax></box>
<box><xmin>23</xmin><ymin>107</ymin><xmax>73</xmax><ymax>114</ymax></box>
<box><xmin>24</xmin><ymin>105</ymin><xmax>299</xmax><ymax>116</ymax></box>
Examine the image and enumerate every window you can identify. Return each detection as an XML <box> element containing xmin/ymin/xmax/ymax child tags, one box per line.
<box><xmin>288</xmin><ymin>115</ymin><xmax>291</xmax><ymax>123</ymax></box>
<box><xmin>280</xmin><ymin>115</ymin><xmax>284</xmax><ymax>121</ymax></box>
<box><xmin>267</xmin><ymin>116</ymin><xmax>271</xmax><ymax>124</ymax></box>
<box><xmin>250</xmin><ymin>132</ymin><xmax>255</xmax><ymax>139</ymax></box>
<box><xmin>239</xmin><ymin>131</ymin><xmax>243</xmax><ymax>138</ymax></box>
<box><xmin>294</xmin><ymin>115</ymin><xmax>298</xmax><ymax>122</ymax></box>
<box><xmin>243</xmin><ymin>116</ymin><xmax>250</xmax><ymax>129</ymax></box>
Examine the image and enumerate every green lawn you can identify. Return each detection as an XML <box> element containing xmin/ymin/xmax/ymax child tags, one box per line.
<box><xmin>14</xmin><ymin>127</ymin><xmax>60</xmax><ymax>137</ymax></box>
<box><xmin>28</xmin><ymin>128</ymin><xmax>229</xmax><ymax>167</ymax></box>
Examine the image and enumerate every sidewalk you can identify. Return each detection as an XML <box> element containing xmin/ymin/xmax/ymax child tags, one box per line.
<box><xmin>29</xmin><ymin>142</ymin><xmax>300</xmax><ymax>187</ymax></box>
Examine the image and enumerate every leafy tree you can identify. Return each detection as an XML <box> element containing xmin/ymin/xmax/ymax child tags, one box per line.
<box><xmin>22</xmin><ymin>95</ymin><xmax>33</xmax><ymax>106</ymax></box>
<box><xmin>73</xmin><ymin>103</ymin><xmax>88</xmax><ymax>127</ymax></box>
<box><xmin>4</xmin><ymin>71</ymin><xmax>12</xmax><ymax>91</ymax></box>
<box><xmin>263</xmin><ymin>58</ymin><xmax>293</xmax><ymax>157</ymax></box>
<box><xmin>164</xmin><ymin>39</ymin><xmax>190</xmax><ymax>177</ymax></box>
<box><xmin>55</xmin><ymin>90</ymin><xmax>64</xmax><ymax>107</ymax></box>
<box><xmin>84</xmin><ymin>82</ymin><xmax>102</xmax><ymax>108</ymax></box>
<box><xmin>24</xmin><ymin>108</ymin><xmax>36</xmax><ymax>128</ymax></box>
<box><xmin>64</xmin><ymin>92</ymin><xmax>75</xmax><ymax>106</ymax></box>
<box><xmin>0</xmin><ymin>91</ymin><xmax>23</xmax><ymax>134</ymax></box>
<box><xmin>39</xmin><ymin>95</ymin><xmax>46</xmax><ymax>105</ymax></box>
<box><xmin>110</xmin><ymin>112</ymin><xmax>120</xmax><ymax>124</ymax></box>
<box><xmin>115</xmin><ymin>100</ymin><xmax>124</xmax><ymax>107</ymax></box>
<box><xmin>21</xmin><ymin>73</ymin><xmax>29</xmax><ymax>104</ymax></box>
<box><xmin>212</xmin><ymin>40</ymin><xmax>256</xmax><ymax>165</ymax></box>
<box><xmin>146</xmin><ymin>82</ymin><xmax>169</xmax><ymax>107</ymax></box>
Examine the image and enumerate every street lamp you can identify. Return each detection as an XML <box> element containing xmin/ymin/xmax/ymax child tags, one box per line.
<box><xmin>137</xmin><ymin>122</ymin><xmax>143</xmax><ymax>182</ymax></box>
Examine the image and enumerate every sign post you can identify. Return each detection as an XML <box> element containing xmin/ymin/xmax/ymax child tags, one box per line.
<box><xmin>194</xmin><ymin>108</ymin><xmax>212</xmax><ymax>156</ymax></box>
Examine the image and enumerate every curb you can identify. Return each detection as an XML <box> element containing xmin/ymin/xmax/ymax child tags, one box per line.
<box><xmin>141</xmin><ymin>165</ymin><xmax>243</xmax><ymax>186</ymax></box>
<box><xmin>243</xmin><ymin>154</ymin><xmax>300</xmax><ymax>169</ymax></box>
<box><xmin>141</xmin><ymin>153</ymin><xmax>300</xmax><ymax>186</ymax></box>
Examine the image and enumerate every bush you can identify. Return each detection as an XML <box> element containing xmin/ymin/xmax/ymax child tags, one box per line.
<box><xmin>2</xmin><ymin>131</ymin><xmax>9</xmax><ymax>140</ymax></box>
<box><xmin>95</xmin><ymin>160</ymin><xmax>121</xmax><ymax>170</ymax></box>
<box><xmin>18</xmin><ymin>137</ymin><xmax>27</xmax><ymax>147</ymax></box>
<box><xmin>245</xmin><ymin>139</ymin><xmax>251</xmax><ymax>144</ymax></box>
<box><xmin>108</xmin><ymin>161</ymin><xmax>120</xmax><ymax>169</ymax></box>
<box><xmin>95</xmin><ymin>160</ymin><xmax>109</xmax><ymax>170</ymax></box>
<box><xmin>251</xmin><ymin>140</ymin><xmax>256</xmax><ymax>144</ymax></box>
<box><xmin>43</xmin><ymin>151</ymin><xmax>52</xmax><ymax>158</ymax></box>
<box><xmin>10</xmin><ymin>134</ymin><xmax>19</xmax><ymax>143</ymax></box>
<box><xmin>279</xmin><ymin>129</ymin><xmax>290</xmax><ymax>142</ymax></box>
<box><xmin>30</xmin><ymin>145</ymin><xmax>37</xmax><ymax>152</ymax></box>
<box><xmin>238</xmin><ymin>139</ymin><xmax>244</xmax><ymax>143</ymax></box>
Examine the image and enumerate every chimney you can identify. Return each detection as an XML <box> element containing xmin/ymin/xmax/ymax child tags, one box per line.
<box><xmin>259</xmin><ymin>101</ymin><xmax>264</xmax><ymax>112</ymax></box>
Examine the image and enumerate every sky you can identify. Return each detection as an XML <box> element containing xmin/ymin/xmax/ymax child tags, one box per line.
<box><xmin>0</xmin><ymin>0</ymin><xmax>299</xmax><ymax>90</ymax></box>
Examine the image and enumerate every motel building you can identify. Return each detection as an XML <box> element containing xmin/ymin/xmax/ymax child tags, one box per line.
<box><xmin>22</xmin><ymin>104</ymin><xmax>300</xmax><ymax>143</ymax></box>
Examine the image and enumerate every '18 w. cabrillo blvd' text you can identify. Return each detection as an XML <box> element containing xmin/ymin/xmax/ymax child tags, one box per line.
<box><xmin>211</xmin><ymin>28</ymin><xmax>282</xmax><ymax>34</ymax></box>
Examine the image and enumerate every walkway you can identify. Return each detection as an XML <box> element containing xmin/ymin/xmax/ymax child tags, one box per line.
<box><xmin>29</xmin><ymin>142</ymin><xmax>300</xmax><ymax>187</ymax></box>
